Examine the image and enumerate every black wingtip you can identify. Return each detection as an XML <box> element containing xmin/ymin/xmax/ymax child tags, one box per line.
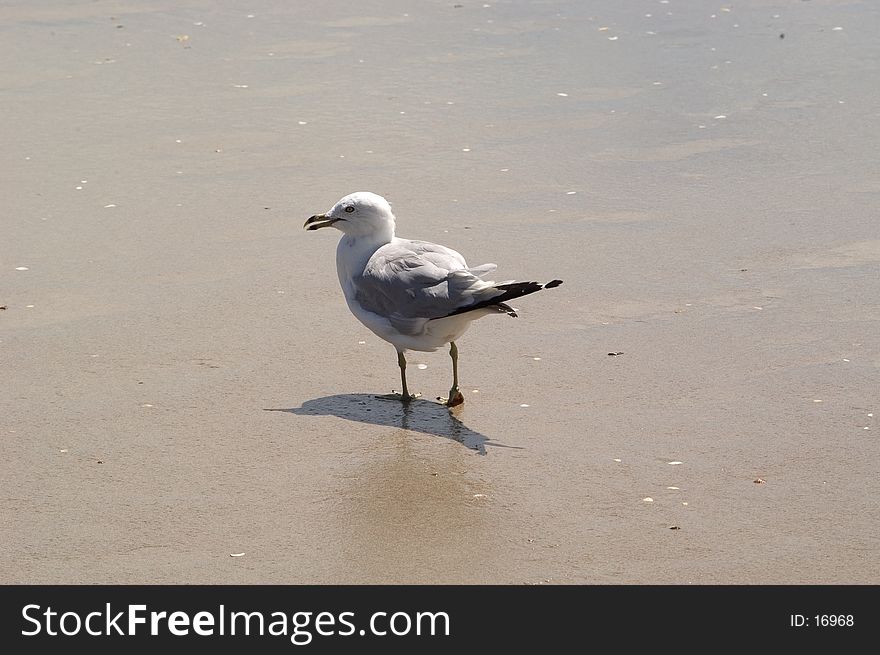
<box><xmin>439</xmin><ymin>278</ymin><xmax>560</xmax><ymax>320</ymax></box>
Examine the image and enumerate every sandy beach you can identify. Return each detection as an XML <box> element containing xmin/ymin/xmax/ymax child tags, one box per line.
<box><xmin>2</xmin><ymin>0</ymin><xmax>878</xmax><ymax>584</ymax></box>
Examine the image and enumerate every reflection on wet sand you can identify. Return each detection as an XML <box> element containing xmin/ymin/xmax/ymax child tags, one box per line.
<box><xmin>267</xmin><ymin>397</ymin><xmax>510</xmax><ymax>582</ymax></box>
<box><xmin>337</xmin><ymin>431</ymin><xmax>494</xmax><ymax>583</ymax></box>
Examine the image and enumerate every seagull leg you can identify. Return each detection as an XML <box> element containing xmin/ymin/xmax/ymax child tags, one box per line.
<box><xmin>398</xmin><ymin>350</ymin><xmax>411</xmax><ymax>399</ymax></box>
<box><xmin>376</xmin><ymin>349</ymin><xmax>417</xmax><ymax>402</ymax></box>
<box><xmin>445</xmin><ymin>341</ymin><xmax>465</xmax><ymax>407</ymax></box>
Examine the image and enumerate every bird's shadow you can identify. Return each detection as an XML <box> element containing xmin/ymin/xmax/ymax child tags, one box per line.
<box><xmin>266</xmin><ymin>394</ymin><xmax>520</xmax><ymax>455</ymax></box>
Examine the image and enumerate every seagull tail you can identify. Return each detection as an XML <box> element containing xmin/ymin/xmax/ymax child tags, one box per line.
<box><xmin>442</xmin><ymin>279</ymin><xmax>563</xmax><ymax>319</ymax></box>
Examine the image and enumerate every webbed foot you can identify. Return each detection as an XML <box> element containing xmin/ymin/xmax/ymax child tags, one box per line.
<box><xmin>438</xmin><ymin>389</ymin><xmax>465</xmax><ymax>407</ymax></box>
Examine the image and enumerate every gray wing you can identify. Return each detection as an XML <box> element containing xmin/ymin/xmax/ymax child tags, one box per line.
<box><xmin>353</xmin><ymin>240</ymin><xmax>501</xmax><ymax>334</ymax></box>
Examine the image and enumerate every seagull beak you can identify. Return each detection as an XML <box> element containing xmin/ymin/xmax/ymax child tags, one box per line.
<box><xmin>303</xmin><ymin>213</ymin><xmax>339</xmax><ymax>230</ymax></box>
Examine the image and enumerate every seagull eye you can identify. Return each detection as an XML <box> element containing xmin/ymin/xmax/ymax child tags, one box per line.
<box><xmin>344</xmin><ymin>206</ymin><xmax>355</xmax><ymax>213</ymax></box>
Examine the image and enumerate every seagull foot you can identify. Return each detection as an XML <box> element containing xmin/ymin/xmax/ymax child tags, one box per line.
<box><xmin>375</xmin><ymin>392</ymin><xmax>420</xmax><ymax>403</ymax></box>
<box><xmin>438</xmin><ymin>390</ymin><xmax>465</xmax><ymax>407</ymax></box>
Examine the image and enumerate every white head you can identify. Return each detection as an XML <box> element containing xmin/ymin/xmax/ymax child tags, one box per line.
<box><xmin>304</xmin><ymin>191</ymin><xmax>396</xmax><ymax>241</ymax></box>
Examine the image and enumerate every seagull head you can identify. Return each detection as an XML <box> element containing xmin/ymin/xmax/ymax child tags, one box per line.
<box><xmin>304</xmin><ymin>192</ymin><xmax>396</xmax><ymax>239</ymax></box>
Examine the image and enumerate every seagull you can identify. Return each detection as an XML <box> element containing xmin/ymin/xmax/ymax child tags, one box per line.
<box><xmin>304</xmin><ymin>192</ymin><xmax>562</xmax><ymax>407</ymax></box>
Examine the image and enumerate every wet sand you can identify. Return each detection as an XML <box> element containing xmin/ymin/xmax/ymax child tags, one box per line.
<box><xmin>2</xmin><ymin>1</ymin><xmax>878</xmax><ymax>583</ymax></box>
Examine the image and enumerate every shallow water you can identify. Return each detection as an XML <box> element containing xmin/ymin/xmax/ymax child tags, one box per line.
<box><xmin>2</xmin><ymin>0</ymin><xmax>878</xmax><ymax>583</ymax></box>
